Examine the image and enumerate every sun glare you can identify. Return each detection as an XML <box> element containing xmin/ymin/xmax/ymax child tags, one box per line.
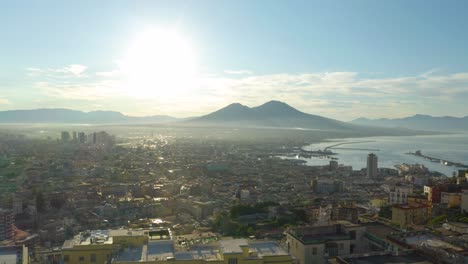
<box><xmin>121</xmin><ymin>28</ymin><xmax>197</xmax><ymax>98</ymax></box>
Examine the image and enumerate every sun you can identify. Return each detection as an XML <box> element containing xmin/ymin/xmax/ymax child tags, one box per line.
<box><xmin>121</xmin><ymin>28</ymin><xmax>197</xmax><ymax>98</ymax></box>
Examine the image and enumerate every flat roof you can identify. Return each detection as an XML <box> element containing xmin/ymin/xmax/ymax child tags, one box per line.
<box><xmin>363</xmin><ymin>222</ymin><xmax>400</xmax><ymax>239</ymax></box>
<box><xmin>393</xmin><ymin>204</ymin><xmax>429</xmax><ymax>209</ymax></box>
<box><xmin>220</xmin><ymin>239</ymin><xmax>248</xmax><ymax>254</ymax></box>
<box><xmin>109</xmin><ymin>229</ymin><xmax>146</xmax><ymax>237</ymax></box>
<box><xmin>147</xmin><ymin>240</ymin><xmax>174</xmax><ymax>261</ymax></box>
<box><xmin>403</xmin><ymin>234</ymin><xmax>464</xmax><ymax>252</ymax></box>
<box><xmin>114</xmin><ymin>246</ymin><xmax>144</xmax><ymax>262</ymax></box>
<box><xmin>339</xmin><ymin>253</ymin><xmax>433</xmax><ymax>264</ymax></box>
<box><xmin>248</xmin><ymin>241</ymin><xmax>288</xmax><ymax>257</ymax></box>
<box><xmin>0</xmin><ymin>248</ymin><xmax>17</xmax><ymax>264</ymax></box>
<box><xmin>287</xmin><ymin>226</ymin><xmax>352</xmax><ymax>245</ymax></box>
<box><xmin>175</xmin><ymin>246</ymin><xmax>219</xmax><ymax>261</ymax></box>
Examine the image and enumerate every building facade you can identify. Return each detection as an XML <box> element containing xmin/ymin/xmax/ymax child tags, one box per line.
<box><xmin>366</xmin><ymin>153</ymin><xmax>378</xmax><ymax>179</ymax></box>
<box><xmin>424</xmin><ymin>185</ymin><xmax>441</xmax><ymax>204</ymax></box>
<box><xmin>285</xmin><ymin>222</ymin><xmax>366</xmax><ymax>264</ymax></box>
<box><xmin>462</xmin><ymin>190</ymin><xmax>468</xmax><ymax>213</ymax></box>
<box><xmin>391</xmin><ymin>204</ymin><xmax>431</xmax><ymax>227</ymax></box>
<box><xmin>441</xmin><ymin>192</ymin><xmax>462</xmax><ymax>208</ymax></box>
<box><xmin>0</xmin><ymin>208</ymin><xmax>15</xmax><ymax>241</ymax></box>
<box><xmin>389</xmin><ymin>185</ymin><xmax>413</xmax><ymax>205</ymax></box>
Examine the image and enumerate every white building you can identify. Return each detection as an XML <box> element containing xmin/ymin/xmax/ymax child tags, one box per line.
<box><xmin>389</xmin><ymin>185</ymin><xmax>413</xmax><ymax>205</ymax></box>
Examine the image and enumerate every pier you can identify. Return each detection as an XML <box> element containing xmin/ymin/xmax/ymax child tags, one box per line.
<box><xmin>330</xmin><ymin>147</ymin><xmax>379</xmax><ymax>151</ymax></box>
<box><xmin>324</xmin><ymin>140</ymin><xmax>378</xmax><ymax>152</ymax></box>
<box><xmin>407</xmin><ymin>150</ymin><xmax>468</xmax><ymax>169</ymax></box>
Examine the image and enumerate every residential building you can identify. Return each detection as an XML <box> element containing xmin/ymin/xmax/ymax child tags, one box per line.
<box><xmin>387</xmin><ymin>232</ymin><xmax>467</xmax><ymax>264</ymax></box>
<box><xmin>389</xmin><ymin>185</ymin><xmax>413</xmax><ymax>205</ymax></box>
<box><xmin>391</xmin><ymin>203</ymin><xmax>431</xmax><ymax>227</ymax></box>
<box><xmin>361</xmin><ymin>222</ymin><xmax>404</xmax><ymax>253</ymax></box>
<box><xmin>311</xmin><ymin>180</ymin><xmax>343</xmax><ymax>194</ymax></box>
<box><xmin>331</xmin><ymin>206</ymin><xmax>359</xmax><ymax>223</ymax></box>
<box><xmin>424</xmin><ymin>185</ymin><xmax>441</xmax><ymax>204</ymax></box>
<box><xmin>407</xmin><ymin>194</ymin><xmax>429</xmax><ymax>205</ymax></box>
<box><xmin>0</xmin><ymin>208</ymin><xmax>14</xmax><ymax>241</ymax></box>
<box><xmin>441</xmin><ymin>192</ymin><xmax>462</xmax><ymax>208</ymax></box>
<box><xmin>62</xmin><ymin>228</ymin><xmax>293</xmax><ymax>264</ymax></box>
<box><xmin>285</xmin><ymin>222</ymin><xmax>366</xmax><ymax>264</ymax></box>
<box><xmin>462</xmin><ymin>190</ymin><xmax>468</xmax><ymax>213</ymax></box>
<box><xmin>0</xmin><ymin>245</ymin><xmax>29</xmax><ymax>264</ymax></box>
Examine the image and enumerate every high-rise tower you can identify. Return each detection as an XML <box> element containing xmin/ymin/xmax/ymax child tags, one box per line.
<box><xmin>367</xmin><ymin>153</ymin><xmax>378</xmax><ymax>179</ymax></box>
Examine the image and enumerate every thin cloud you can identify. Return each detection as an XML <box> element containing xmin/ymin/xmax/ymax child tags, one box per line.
<box><xmin>96</xmin><ymin>70</ymin><xmax>122</xmax><ymax>77</ymax></box>
<box><xmin>26</xmin><ymin>64</ymin><xmax>88</xmax><ymax>77</ymax></box>
<box><xmin>63</xmin><ymin>64</ymin><xmax>88</xmax><ymax>77</ymax></box>
<box><xmin>224</xmin><ymin>69</ymin><xmax>253</xmax><ymax>75</ymax></box>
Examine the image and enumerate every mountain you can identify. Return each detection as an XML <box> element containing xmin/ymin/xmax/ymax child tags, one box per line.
<box><xmin>0</xmin><ymin>108</ymin><xmax>179</xmax><ymax>124</ymax></box>
<box><xmin>0</xmin><ymin>104</ymin><xmax>455</xmax><ymax>135</ymax></box>
<box><xmin>352</xmin><ymin>114</ymin><xmax>468</xmax><ymax>131</ymax></box>
<box><xmin>187</xmin><ymin>100</ymin><xmax>420</xmax><ymax>135</ymax></box>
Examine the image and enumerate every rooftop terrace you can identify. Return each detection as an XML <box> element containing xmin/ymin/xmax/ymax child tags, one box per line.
<box><xmin>0</xmin><ymin>247</ymin><xmax>18</xmax><ymax>264</ymax></box>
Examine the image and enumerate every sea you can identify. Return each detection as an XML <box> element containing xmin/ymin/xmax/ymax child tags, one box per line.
<box><xmin>294</xmin><ymin>133</ymin><xmax>468</xmax><ymax>176</ymax></box>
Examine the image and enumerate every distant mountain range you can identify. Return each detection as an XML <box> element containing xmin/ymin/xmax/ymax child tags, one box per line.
<box><xmin>352</xmin><ymin>114</ymin><xmax>468</xmax><ymax>132</ymax></box>
<box><xmin>0</xmin><ymin>108</ymin><xmax>178</xmax><ymax>124</ymax></box>
<box><xmin>0</xmin><ymin>102</ymin><xmax>460</xmax><ymax>134</ymax></box>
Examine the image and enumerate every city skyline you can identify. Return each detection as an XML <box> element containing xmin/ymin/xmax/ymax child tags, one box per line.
<box><xmin>1</xmin><ymin>1</ymin><xmax>468</xmax><ymax>120</ymax></box>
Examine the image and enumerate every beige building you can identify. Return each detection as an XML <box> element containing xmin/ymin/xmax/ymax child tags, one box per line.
<box><xmin>391</xmin><ymin>203</ymin><xmax>430</xmax><ymax>227</ymax></box>
<box><xmin>441</xmin><ymin>192</ymin><xmax>462</xmax><ymax>208</ymax></box>
<box><xmin>285</xmin><ymin>222</ymin><xmax>366</xmax><ymax>264</ymax></box>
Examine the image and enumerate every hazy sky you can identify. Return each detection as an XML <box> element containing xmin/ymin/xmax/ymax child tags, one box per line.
<box><xmin>1</xmin><ymin>0</ymin><xmax>468</xmax><ymax>120</ymax></box>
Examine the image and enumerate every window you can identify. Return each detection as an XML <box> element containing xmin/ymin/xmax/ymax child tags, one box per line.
<box><xmin>350</xmin><ymin>244</ymin><xmax>355</xmax><ymax>254</ymax></box>
<box><xmin>79</xmin><ymin>256</ymin><xmax>85</xmax><ymax>262</ymax></box>
<box><xmin>90</xmin><ymin>253</ymin><xmax>97</xmax><ymax>262</ymax></box>
<box><xmin>228</xmin><ymin>258</ymin><xmax>238</xmax><ymax>264</ymax></box>
<box><xmin>349</xmin><ymin>230</ymin><xmax>356</xmax><ymax>240</ymax></box>
<box><xmin>312</xmin><ymin>247</ymin><xmax>317</xmax><ymax>255</ymax></box>
<box><xmin>63</xmin><ymin>255</ymin><xmax>69</xmax><ymax>262</ymax></box>
<box><xmin>339</xmin><ymin>243</ymin><xmax>344</xmax><ymax>250</ymax></box>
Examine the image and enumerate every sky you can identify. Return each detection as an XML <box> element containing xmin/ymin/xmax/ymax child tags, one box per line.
<box><xmin>1</xmin><ymin>0</ymin><xmax>468</xmax><ymax>120</ymax></box>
